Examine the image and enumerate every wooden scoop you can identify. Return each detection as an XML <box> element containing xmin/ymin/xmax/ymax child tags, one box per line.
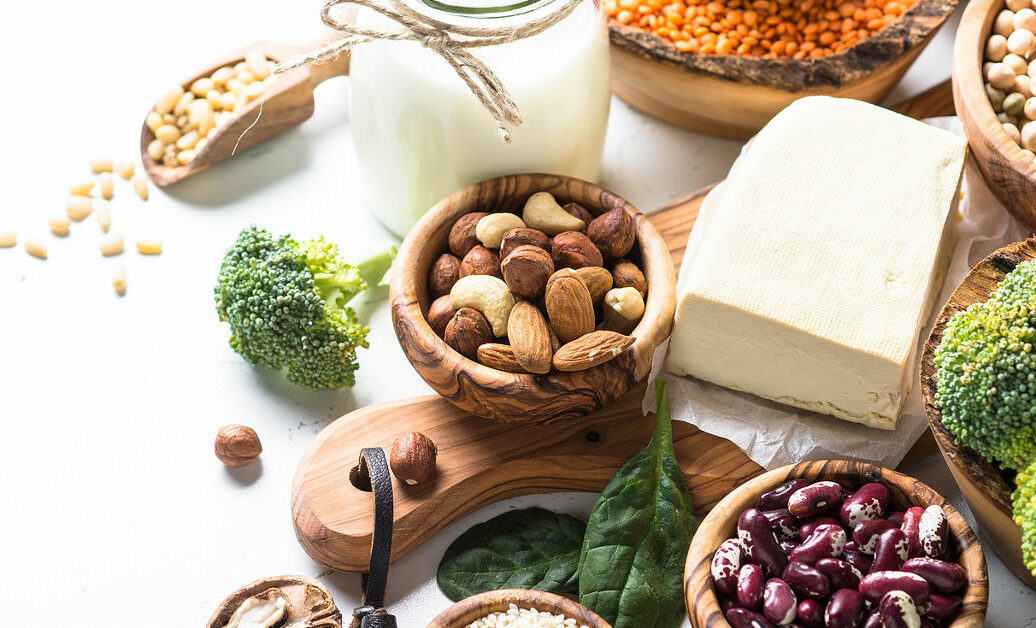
<box><xmin>140</xmin><ymin>34</ymin><xmax>350</xmax><ymax>186</ymax></box>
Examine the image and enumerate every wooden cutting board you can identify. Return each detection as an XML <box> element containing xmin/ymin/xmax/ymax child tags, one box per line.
<box><xmin>291</xmin><ymin>81</ymin><xmax>956</xmax><ymax>573</ymax></box>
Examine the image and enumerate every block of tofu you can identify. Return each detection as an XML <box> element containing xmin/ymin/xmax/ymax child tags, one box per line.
<box><xmin>667</xmin><ymin>96</ymin><xmax>967</xmax><ymax>430</ymax></box>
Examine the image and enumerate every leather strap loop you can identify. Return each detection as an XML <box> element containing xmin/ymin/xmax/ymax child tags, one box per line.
<box><xmin>350</xmin><ymin>447</ymin><xmax>396</xmax><ymax>628</ymax></box>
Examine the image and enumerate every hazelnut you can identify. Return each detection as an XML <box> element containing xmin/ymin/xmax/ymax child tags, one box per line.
<box><xmin>448</xmin><ymin>212</ymin><xmax>488</xmax><ymax>257</ymax></box>
<box><xmin>587</xmin><ymin>207</ymin><xmax>635</xmax><ymax>259</ymax></box>
<box><xmin>429</xmin><ymin>253</ymin><xmax>461</xmax><ymax>298</ymax></box>
<box><xmin>500</xmin><ymin>227</ymin><xmax>551</xmax><ymax>260</ymax></box>
<box><xmin>563</xmin><ymin>202</ymin><xmax>595</xmax><ymax>226</ymax></box>
<box><xmin>389</xmin><ymin>431</ymin><xmax>437</xmax><ymax>485</ymax></box>
<box><xmin>551</xmin><ymin>231</ymin><xmax>603</xmax><ymax>269</ymax></box>
<box><xmin>427</xmin><ymin>294</ymin><xmax>457</xmax><ymax>337</ymax></box>
<box><xmin>214</xmin><ymin>424</ymin><xmax>262</xmax><ymax>467</ymax></box>
<box><xmin>445</xmin><ymin>307</ymin><xmax>493</xmax><ymax>360</ymax></box>
<box><xmin>612</xmin><ymin>259</ymin><xmax>647</xmax><ymax>297</ymax></box>
<box><xmin>603</xmin><ymin>286</ymin><xmax>645</xmax><ymax>334</ymax></box>
<box><xmin>459</xmin><ymin>245</ymin><xmax>502</xmax><ymax>278</ymax></box>
<box><xmin>501</xmin><ymin>245</ymin><xmax>554</xmax><ymax>298</ymax></box>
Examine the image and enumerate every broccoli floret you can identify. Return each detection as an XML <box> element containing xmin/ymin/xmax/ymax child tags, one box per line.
<box><xmin>934</xmin><ymin>260</ymin><xmax>1036</xmax><ymax>471</ymax></box>
<box><xmin>1013</xmin><ymin>458</ymin><xmax>1036</xmax><ymax>578</ymax></box>
<box><xmin>214</xmin><ymin>225</ymin><xmax>395</xmax><ymax>389</ymax></box>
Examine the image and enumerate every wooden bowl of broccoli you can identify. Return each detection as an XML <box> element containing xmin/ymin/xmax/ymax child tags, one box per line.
<box><xmin>920</xmin><ymin>237</ymin><xmax>1036</xmax><ymax>589</ymax></box>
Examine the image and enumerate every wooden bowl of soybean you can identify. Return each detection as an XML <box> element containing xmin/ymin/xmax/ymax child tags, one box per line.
<box><xmin>684</xmin><ymin>460</ymin><xmax>988</xmax><ymax>627</ymax></box>
<box><xmin>919</xmin><ymin>238</ymin><xmax>1036</xmax><ymax>588</ymax></box>
<box><xmin>389</xmin><ymin>173</ymin><xmax>676</xmax><ymax>425</ymax></box>
<box><xmin>427</xmin><ymin>589</ymin><xmax>611</xmax><ymax>628</ymax></box>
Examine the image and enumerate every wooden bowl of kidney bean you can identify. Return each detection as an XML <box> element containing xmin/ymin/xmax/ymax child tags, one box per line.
<box><xmin>684</xmin><ymin>460</ymin><xmax>988</xmax><ymax>628</ymax></box>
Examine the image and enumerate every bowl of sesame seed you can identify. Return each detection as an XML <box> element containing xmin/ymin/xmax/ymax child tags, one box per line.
<box><xmin>427</xmin><ymin>589</ymin><xmax>611</xmax><ymax>628</ymax></box>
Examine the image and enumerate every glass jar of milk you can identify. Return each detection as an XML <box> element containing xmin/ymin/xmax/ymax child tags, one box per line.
<box><xmin>349</xmin><ymin>0</ymin><xmax>611</xmax><ymax>237</ymax></box>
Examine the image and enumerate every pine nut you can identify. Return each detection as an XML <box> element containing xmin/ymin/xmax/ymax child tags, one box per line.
<box><xmin>154</xmin><ymin>125</ymin><xmax>181</xmax><ymax>144</ymax></box>
<box><xmin>227</xmin><ymin>78</ymin><xmax>247</xmax><ymax>97</ymax></box>
<box><xmin>219</xmin><ymin>92</ymin><xmax>237</xmax><ymax>111</ymax></box>
<box><xmin>237</xmin><ymin>70</ymin><xmax>256</xmax><ymax>85</ymax></box>
<box><xmin>206</xmin><ymin>89</ymin><xmax>223</xmax><ymax>109</ymax></box>
<box><xmin>147</xmin><ymin>139</ymin><xmax>166</xmax><ymax>161</ymax></box>
<box><xmin>131</xmin><ymin>174</ymin><xmax>149</xmax><ymax>200</ymax></box>
<box><xmin>115</xmin><ymin>160</ymin><xmax>135</xmax><ymax>180</ymax></box>
<box><xmin>48</xmin><ymin>215</ymin><xmax>71</xmax><ymax>237</ymax></box>
<box><xmin>177</xmin><ymin>150</ymin><xmax>197</xmax><ymax>165</ymax></box>
<box><xmin>100</xmin><ymin>233</ymin><xmax>124</xmax><ymax>256</ymax></box>
<box><xmin>94</xmin><ymin>199</ymin><xmax>111</xmax><ymax>232</ymax></box>
<box><xmin>0</xmin><ymin>231</ymin><xmax>16</xmax><ymax>248</ymax></box>
<box><xmin>136</xmin><ymin>238</ymin><xmax>162</xmax><ymax>255</ymax></box>
<box><xmin>173</xmin><ymin>91</ymin><xmax>194</xmax><ymax>116</ymax></box>
<box><xmin>234</xmin><ymin>61</ymin><xmax>249</xmax><ymax>73</ymax></box>
<box><xmin>25</xmin><ymin>238</ymin><xmax>47</xmax><ymax>259</ymax></box>
<box><xmin>88</xmin><ymin>157</ymin><xmax>113</xmax><ymax>174</ymax></box>
<box><xmin>163</xmin><ymin>113</ymin><xmax>176</xmax><ymax>125</ymax></box>
<box><xmin>69</xmin><ymin>180</ymin><xmax>94</xmax><ymax>196</ymax></box>
<box><xmin>154</xmin><ymin>86</ymin><xmax>184</xmax><ymax>116</ymax></box>
<box><xmin>176</xmin><ymin>131</ymin><xmax>199</xmax><ymax>150</ymax></box>
<box><xmin>246</xmin><ymin>51</ymin><xmax>270</xmax><ymax>78</ymax></box>
<box><xmin>244</xmin><ymin>81</ymin><xmax>267</xmax><ymax>100</ymax></box>
<box><xmin>67</xmin><ymin>196</ymin><xmax>93</xmax><ymax>221</ymax></box>
<box><xmin>191</xmin><ymin>77</ymin><xmax>214</xmax><ymax>97</ymax></box>
<box><xmin>112</xmin><ymin>263</ymin><xmax>127</xmax><ymax>296</ymax></box>
<box><xmin>99</xmin><ymin>172</ymin><xmax>114</xmax><ymax>200</ymax></box>
<box><xmin>145</xmin><ymin>112</ymin><xmax>164</xmax><ymax>132</ymax></box>
<box><xmin>195</xmin><ymin>137</ymin><xmax>208</xmax><ymax>152</ymax></box>
<box><xmin>211</xmin><ymin>66</ymin><xmax>234</xmax><ymax>86</ymax></box>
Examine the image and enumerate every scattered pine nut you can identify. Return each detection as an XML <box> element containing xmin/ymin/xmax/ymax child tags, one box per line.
<box><xmin>99</xmin><ymin>233</ymin><xmax>124</xmax><ymax>256</ymax></box>
<box><xmin>112</xmin><ymin>263</ymin><xmax>127</xmax><ymax>296</ymax></box>
<box><xmin>24</xmin><ymin>238</ymin><xmax>47</xmax><ymax>259</ymax></box>
<box><xmin>94</xmin><ymin>199</ymin><xmax>111</xmax><ymax>232</ymax></box>
<box><xmin>69</xmin><ymin>180</ymin><xmax>94</xmax><ymax>196</ymax></box>
<box><xmin>131</xmin><ymin>174</ymin><xmax>149</xmax><ymax>200</ymax></box>
<box><xmin>88</xmin><ymin>157</ymin><xmax>113</xmax><ymax>174</ymax></box>
<box><xmin>115</xmin><ymin>160</ymin><xmax>135</xmax><ymax>180</ymax></box>
<box><xmin>99</xmin><ymin>172</ymin><xmax>114</xmax><ymax>200</ymax></box>
<box><xmin>67</xmin><ymin>196</ymin><xmax>93</xmax><ymax>221</ymax></box>
<box><xmin>0</xmin><ymin>231</ymin><xmax>17</xmax><ymax>248</ymax></box>
<box><xmin>48</xmin><ymin>216</ymin><xmax>71</xmax><ymax>237</ymax></box>
<box><xmin>136</xmin><ymin>238</ymin><xmax>162</xmax><ymax>255</ymax></box>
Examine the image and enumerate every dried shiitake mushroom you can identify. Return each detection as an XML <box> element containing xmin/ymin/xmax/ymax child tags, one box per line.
<box><xmin>206</xmin><ymin>575</ymin><xmax>341</xmax><ymax>628</ymax></box>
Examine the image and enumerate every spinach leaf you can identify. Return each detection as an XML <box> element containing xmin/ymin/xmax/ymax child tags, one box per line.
<box><xmin>437</xmin><ymin>507</ymin><xmax>586</xmax><ymax>602</ymax></box>
<box><xmin>578</xmin><ymin>380</ymin><xmax>698</xmax><ymax>628</ymax></box>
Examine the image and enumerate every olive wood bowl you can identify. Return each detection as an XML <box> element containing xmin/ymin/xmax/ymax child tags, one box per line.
<box><xmin>953</xmin><ymin>0</ymin><xmax>1036</xmax><ymax>231</ymax></box>
<box><xmin>609</xmin><ymin>0</ymin><xmax>959</xmax><ymax>140</ymax></box>
<box><xmin>427</xmin><ymin>589</ymin><xmax>611</xmax><ymax>628</ymax></box>
<box><xmin>684</xmin><ymin>460</ymin><xmax>988</xmax><ymax>627</ymax></box>
<box><xmin>919</xmin><ymin>238</ymin><xmax>1036</xmax><ymax>588</ymax></box>
<box><xmin>389</xmin><ymin>173</ymin><xmax>676</xmax><ymax>424</ymax></box>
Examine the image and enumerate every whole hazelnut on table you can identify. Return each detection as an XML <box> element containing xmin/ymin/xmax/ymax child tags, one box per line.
<box><xmin>390</xmin><ymin>431</ymin><xmax>437</xmax><ymax>485</ymax></box>
<box><xmin>214</xmin><ymin>424</ymin><xmax>262</xmax><ymax>467</ymax></box>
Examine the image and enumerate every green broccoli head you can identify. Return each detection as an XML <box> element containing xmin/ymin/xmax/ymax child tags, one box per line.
<box><xmin>935</xmin><ymin>260</ymin><xmax>1036</xmax><ymax>471</ymax></box>
<box><xmin>1014</xmin><ymin>457</ymin><xmax>1036</xmax><ymax>578</ymax></box>
<box><xmin>214</xmin><ymin>225</ymin><xmax>394</xmax><ymax>389</ymax></box>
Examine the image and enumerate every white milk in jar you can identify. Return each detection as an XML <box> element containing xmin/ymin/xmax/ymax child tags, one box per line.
<box><xmin>349</xmin><ymin>0</ymin><xmax>611</xmax><ymax>236</ymax></box>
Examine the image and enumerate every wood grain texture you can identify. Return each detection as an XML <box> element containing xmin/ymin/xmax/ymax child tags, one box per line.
<box><xmin>684</xmin><ymin>461</ymin><xmax>988</xmax><ymax>628</ymax></box>
<box><xmin>953</xmin><ymin>0</ymin><xmax>1036</xmax><ymax>232</ymax></box>
<box><xmin>205</xmin><ymin>575</ymin><xmax>342</xmax><ymax>628</ymax></box>
<box><xmin>609</xmin><ymin>0</ymin><xmax>958</xmax><ymax>138</ymax></box>
<box><xmin>141</xmin><ymin>33</ymin><xmax>351</xmax><ymax>186</ymax></box>
<box><xmin>919</xmin><ymin>238</ymin><xmax>1036</xmax><ymax>588</ymax></box>
<box><xmin>389</xmin><ymin>174</ymin><xmax>676</xmax><ymax>424</ymax></box>
<box><xmin>427</xmin><ymin>589</ymin><xmax>610</xmax><ymax>627</ymax></box>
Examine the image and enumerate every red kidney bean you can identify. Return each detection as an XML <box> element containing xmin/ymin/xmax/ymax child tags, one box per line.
<box><xmin>763</xmin><ymin>578</ymin><xmax>797</xmax><ymax>626</ymax></box>
<box><xmin>824</xmin><ymin>589</ymin><xmax>865</xmax><ymax>628</ymax></box>
<box><xmin>870</xmin><ymin>527</ymin><xmax>909</xmax><ymax>573</ymax></box>
<box><xmin>796</xmin><ymin>600</ymin><xmax>824</xmax><ymax>628</ymax></box>
<box><xmin>815</xmin><ymin>558</ymin><xmax>862</xmax><ymax>590</ymax></box>
<box><xmin>862</xmin><ymin>610</ymin><xmax>883</xmax><ymax>628</ymax></box>
<box><xmin>762</xmin><ymin>508</ymin><xmax>800</xmax><ymax>540</ymax></box>
<box><xmin>859</xmin><ymin>571</ymin><xmax>930</xmax><ymax>607</ymax></box>
<box><xmin>720</xmin><ymin>596</ymin><xmax>739</xmax><ymax>614</ymax></box>
<box><xmin>918</xmin><ymin>505</ymin><xmax>948</xmax><ymax>559</ymax></box>
<box><xmin>738</xmin><ymin>563</ymin><xmax>765</xmax><ymax>609</ymax></box>
<box><xmin>840</xmin><ymin>482</ymin><xmax>889</xmax><ymax>528</ymax></box>
<box><xmin>782</xmin><ymin>561</ymin><xmax>830</xmax><ymax>599</ymax></box>
<box><xmin>842</xmin><ymin>543</ymin><xmax>873</xmax><ymax>574</ymax></box>
<box><xmin>780</xmin><ymin>539</ymin><xmax>799</xmax><ymax>555</ymax></box>
<box><xmin>713</xmin><ymin>538</ymin><xmax>744</xmax><ymax>595</ymax></box>
<box><xmin>727</xmin><ymin>607</ymin><xmax>777</xmax><ymax>628</ymax></box>
<box><xmin>901</xmin><ymin>506</ymin><xmax>924</xmax><ymax>558</ymax></box>
<box><xmin>740</xmin><ymin>508</ymin><xmax>789</xmax><ymax>578</ymax></box>
<box><xmin>790</xmin><ymin>524</ymin><xmax>846</xmax><ymax>565</ymax></box>
<box><xmin>888</xmin><ymin>511</ymin><xmax>906</xmax><ymax>526</ymax></box>
<box><xmin>799</xmin><ymin>515</ymin><xmax>840</xmax><ymax>541</ymax></box>
<box><xmin>759</xmin><ymin>479</ymin><xmax>812</xmax><ymax>511</ymax></box>
<box><xmin>925</xmin><ymin>592</ymin><xmax>962</xmax><ymax>620</ymax></box>
<box><xmin>902</xmin><ymin>557</ymin><xmax>966</xmax><ymax>593</ymax></box>
<box><xmin>853</xmin><ymin>519</ymin><xmax>895</xmax><ymax>554</ymax></box>
<box><xmin>879</xmin><ymin>590</ymin><xmax>921</xmax><ymax>628</ymax></box>
<box><xmin>788</xmin><ymin>481</ymin><xmax>844</xmax><ymax>518</ymax></box>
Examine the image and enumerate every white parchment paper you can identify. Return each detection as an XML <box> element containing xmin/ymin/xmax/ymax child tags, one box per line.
<box><xmin>643</xmin><ymin>118</ymin><xmax>1032</xmax><ymax>471</ymax></box>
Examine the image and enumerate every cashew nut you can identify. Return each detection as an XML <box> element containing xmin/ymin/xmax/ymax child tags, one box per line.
<box><xmin>449</xmin><ymin>274</ymin><xmax>515</xmax><ymax>337</ymax></box>
<box><xmin>603</xmin><ymin>286</ymin><xmax>645</xmax><ymax>333</ymax></box>
<box><xmin>522</xmin><ymin>191</ymin><xmax>586</xmax><ymax>235</ymax></box>
<box><xmin>475</xmin><ymin>212</ymin><xmax>525</xmax><ymax>249</ymax></box>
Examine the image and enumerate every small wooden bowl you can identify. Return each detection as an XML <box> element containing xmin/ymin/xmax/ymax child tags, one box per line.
<box><xmin>389</xmin><ymin>173</ymin><xmax>676</xmax><ymax>424</ymax></box>
<box><xmin>609</xmin><ymin>0</ymin><xmax>959</xmax><ymax>140</ymax></box>
<box><xmin>428</xmin><ymin>589</ymin><xmax>611</xmax><ymax>628</ymax></box>
<box><xmin>919</xmin><ymin>238</ymin><xmax>1036</xmax><ymax>588</ymax></box>
<box><xmin>684</xmin><ymin>460</ymin><xmax>988</xmax><ymax>627</ymax></box>
<box><xmin>953</xmin><ymin>0</ymin><xmax>1036</xmax><ymax>231</ymax></box>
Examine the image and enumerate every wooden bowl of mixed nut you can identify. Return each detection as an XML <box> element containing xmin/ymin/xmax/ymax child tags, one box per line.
<box><xmin>390</xmin><ymin>173</ymin><xmax>676</xmax><ymax>424</ymax></box>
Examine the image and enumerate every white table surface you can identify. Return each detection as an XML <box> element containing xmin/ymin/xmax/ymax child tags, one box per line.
<box><xmin>2</xmin><ymin>1</ymin><xmax>1035</xmax><ymax>625</ymax></box>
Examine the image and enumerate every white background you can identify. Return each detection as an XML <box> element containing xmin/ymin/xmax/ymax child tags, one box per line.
<box><xmin>1</xmin><ymin>1</ymin><xmax>1034</xmax><ymax>625</ymax></box>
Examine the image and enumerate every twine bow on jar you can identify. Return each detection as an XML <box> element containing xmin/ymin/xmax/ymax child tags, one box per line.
<box><xmin>275</xmin><ymin>0</ymin><xmax>584</xmax><ymax>142</ymax></box>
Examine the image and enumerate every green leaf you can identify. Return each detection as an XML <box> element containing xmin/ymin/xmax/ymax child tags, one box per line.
<box><xmin>578</xmin><ymin>380</ymin><xmax>698</xmax><ymax>628</ymax></box>
<box><xmin>437</xmin><ymin>508</ymin><xmax>586</xmax><ymax>602</ymax></box>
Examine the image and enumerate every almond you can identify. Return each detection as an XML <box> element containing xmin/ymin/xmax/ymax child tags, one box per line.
<box><xmin>546</xmin><ymin>267</ymin><xmax>613</xmax><ymax>303</ymax></box>
<box><xmin>544</xmin><ymin>274</ymin><xmax>595</xmax><ymax>343</ymax></box>
<box><xmin>476</xmin><ymin>343</ymin><xmax>525</xmax><ymax>373</ymax></box>
<box><xmin>552</xmin><ymin>331</ymin><xmax>635</xmax><ymax>372</ymax></box>
<box><xmin>507</xmin><ymin>301</ymin><xmax>553</xmax><ymax>374</ymax></box>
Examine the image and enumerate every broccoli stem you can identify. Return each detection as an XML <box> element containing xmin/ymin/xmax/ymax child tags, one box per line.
<box><xmin>356</xmin><ymin>244</ymin><xmax>397</xmax><ymax>289</ymax></box>
<box><xmin>312</xmin><ymin>244</ymin><xmax>397</xmax><ymax>308</ymax></box>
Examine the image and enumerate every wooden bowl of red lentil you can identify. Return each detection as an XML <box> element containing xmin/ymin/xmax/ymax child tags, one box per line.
<box><xmin>606</xmin><ymin>0</ymin><xmax>961</xmax><ymax>139</ymax></box>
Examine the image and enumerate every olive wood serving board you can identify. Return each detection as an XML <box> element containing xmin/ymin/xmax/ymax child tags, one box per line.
<box><xmin>291</xmin><ymin>80</ymin><xmax>955</xmax><ymax>572</ymax></box>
